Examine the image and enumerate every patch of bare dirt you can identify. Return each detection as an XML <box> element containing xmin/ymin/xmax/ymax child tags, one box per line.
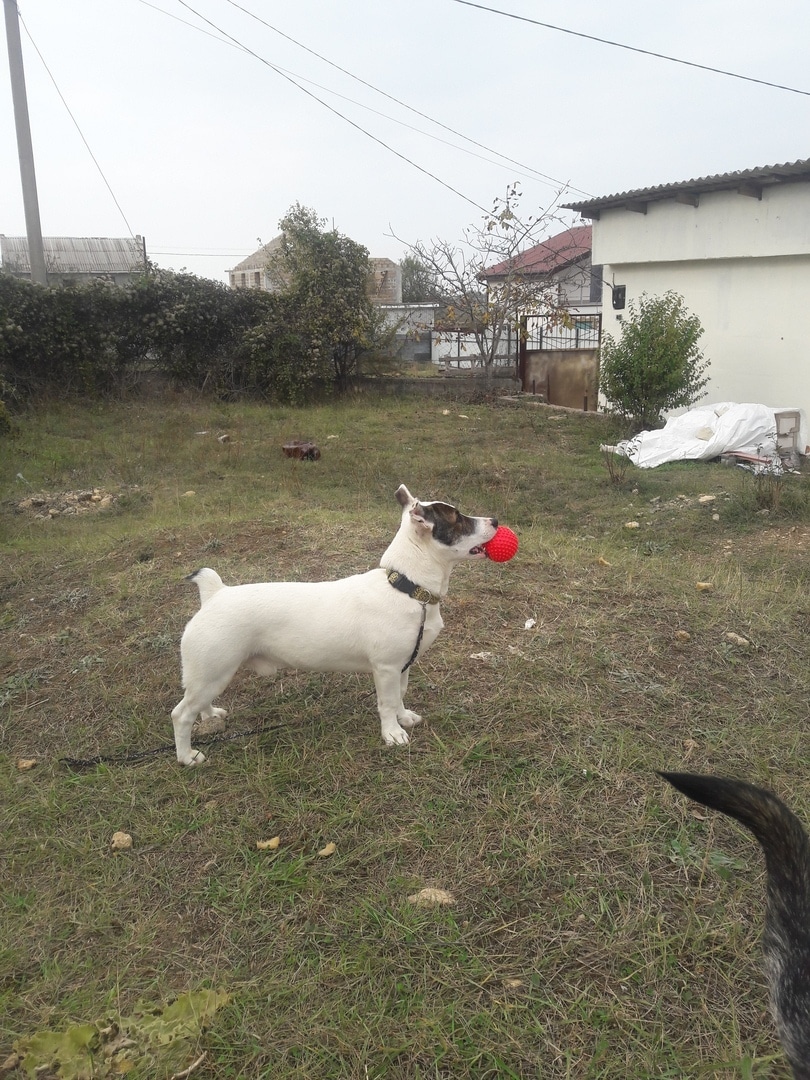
<box><xmin>731</xmin><ymin>523</ymin><xmax>810</xmax><ymax>555</ymax></box>
<box><xmin>15</xmin><ymin>487</ymin><xmax>130</xmax><ymax>519</ymax></box>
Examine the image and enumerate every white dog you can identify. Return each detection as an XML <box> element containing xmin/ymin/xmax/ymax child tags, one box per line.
<box><xmin>171</xmin><ymin>485</ymin><xmax>498</xmax><ymax>765</ymax></box>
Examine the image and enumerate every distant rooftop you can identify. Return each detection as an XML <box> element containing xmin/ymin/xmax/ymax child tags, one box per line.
<box><xmin>229</xmin><ymin>239</ymin><xmax>402</xmax><ymax>303</ymax></box>
<box><xmin>0</xmin><ymin>235</ymin><xmax>146</xmax><ymax>275</ymax></box>
<box><xmin>228</xmin><ymin>237</ymin><xmax>284</xmax><ymax>273</ymax></box>
<box><xmin>482</xmin><ymin>224</ymin><xmax>592</xmax><ymax>279</ymax></box>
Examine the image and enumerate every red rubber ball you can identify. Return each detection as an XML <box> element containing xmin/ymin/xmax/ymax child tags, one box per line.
<box><xmin>483</xmin><ymin>525</ymin><xmax>518</xmax><ymax>562</ymax></box>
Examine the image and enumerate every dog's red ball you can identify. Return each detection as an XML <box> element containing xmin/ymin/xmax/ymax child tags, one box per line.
<box><xmin>483</xmin><ymin>525</ymin><xmax>518</xmax><ymax>562</ymax></box>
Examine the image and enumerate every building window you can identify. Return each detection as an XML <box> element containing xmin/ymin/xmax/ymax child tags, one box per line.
<box><xmin>589</xmin><ymin>264</ymin><xmax>603</xmax><ymax>303</ymax></box>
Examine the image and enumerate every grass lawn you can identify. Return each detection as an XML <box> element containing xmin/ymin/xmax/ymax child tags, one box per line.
<box><xmin>1</xmin><ymin>392</ymin><xmax>808</xmax><ymax>1078</ymax></box>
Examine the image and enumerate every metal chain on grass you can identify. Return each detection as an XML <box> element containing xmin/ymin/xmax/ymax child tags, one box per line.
<box><xmin>59</xmin><ymin>719</ymin><xmax>292</xmax><ymax>769</ymax></box>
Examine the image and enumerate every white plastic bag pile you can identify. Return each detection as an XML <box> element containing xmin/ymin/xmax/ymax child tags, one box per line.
<box><xmin>604</xmin><ymin>402</ymin><xmax>808</xmax><ymax>469</ymax></box>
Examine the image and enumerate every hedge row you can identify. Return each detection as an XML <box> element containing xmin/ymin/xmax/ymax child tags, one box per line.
<box><xmin>0</xmin><ymin>271</ymin><xmax>318</xmax><ymax>404</ymax></box>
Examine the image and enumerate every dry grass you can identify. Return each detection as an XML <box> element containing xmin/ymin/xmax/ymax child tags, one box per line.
<box><xmin>1</xmin><ymin>393</ymin><xmax>808</xmax><ymax>1078</ymax></box>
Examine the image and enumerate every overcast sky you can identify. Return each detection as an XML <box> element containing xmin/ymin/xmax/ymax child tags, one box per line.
<box><xmin>2</xmin><ymin>0</ymin><xmax>808</xmax><ymax>283</ymax></box>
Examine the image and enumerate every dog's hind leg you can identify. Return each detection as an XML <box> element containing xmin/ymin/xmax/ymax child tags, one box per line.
<box><xmin>172</xmin><ymin>671</ymin><xmax>236</xmax><ymax>765</ymax></box>
<box><xmin>372</xmin><ymin>665</ymin><xmax>412</xmax><ymax>745</ymax></box>
<box><xmin>194</xmin><ymin>703</ymin><xmax>228</xmax><ymax>739</ymax></box>
<box><xmin>200</xmin><ymin>705</ymin><xmax>228</xmax><ymax>722</ymax></box>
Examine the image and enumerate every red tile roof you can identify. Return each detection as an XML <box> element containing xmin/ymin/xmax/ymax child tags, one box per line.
<box><xmin>482</xmin><ymin>224</ymin><xmax>591</xmax><ymax>280</ymax></box>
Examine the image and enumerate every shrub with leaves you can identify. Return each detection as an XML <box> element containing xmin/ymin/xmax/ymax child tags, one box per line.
<box><xmin>0</xmin><ymin>223</ymin><xmax>392</xmax><ymax>403</ymax></box>
<box><xmin>0</xmin><ymin>275</ymin><xmax>126</xmax><ymax>398</ymax></box>
<box><xmin>269</xmin><ymin>204</ymin><xmax>390</xmax><ymax>393</ymax></box>
<box><xmin>599</xmin><ymin>291</ymin><xmax>709</xmax><ymax>431</ymax></box>
<box><xmin>0</xmin><ymin>270</ymin><xmax>278</xmax><ymax>402</ymax></box>
<box><xmin>232</xmin><ymin>294</ymin><xmax>313</xmax><ymax>404</ymax></box>
<box><xmin>127</xmin><ymin>270</ymin><xmax>277</xmax><ymax>394</ymax></box>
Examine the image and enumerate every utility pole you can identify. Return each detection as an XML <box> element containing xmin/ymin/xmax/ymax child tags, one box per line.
<box><xmin>3</xmin><ymin>0</ymin><xmax>47</xmax><ymax>285</ymax></box>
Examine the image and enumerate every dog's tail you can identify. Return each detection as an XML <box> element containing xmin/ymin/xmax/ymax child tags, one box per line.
<box><xmin>185</xmin><ymin>567</ymin><xmax>225</xmax><ymax>607</ymax></box>
<box><xmin>660</xmin><ymin>771</ymin><xmax>810</xmax><ymax>1077</ymax></box>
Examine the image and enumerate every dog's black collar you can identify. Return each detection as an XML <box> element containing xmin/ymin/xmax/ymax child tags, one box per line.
<box><xmin>385</xmin><ymin>569</ymin><xmax>440</xmax><ymax>672</ymax></box>
<box><xmin>385</xmin><ymin>569</ymin><xmax>441</xmax><ymax>606</ymax></box>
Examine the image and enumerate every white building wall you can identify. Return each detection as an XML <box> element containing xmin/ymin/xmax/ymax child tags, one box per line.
<box><xmin>593</xmin><ymin>183</ymin><xmax>810</xmax><ymax>423</ymax></box>
<box><xmin>592</xmin><ymin>184</ymin><xmax>810</xmax><ymax>264</ymax></box>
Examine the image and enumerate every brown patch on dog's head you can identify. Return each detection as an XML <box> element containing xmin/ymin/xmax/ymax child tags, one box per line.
<box><xmin>415</xmin><ymin>500</ymin><xmax>479</xmax><ymax>547</ymax></box>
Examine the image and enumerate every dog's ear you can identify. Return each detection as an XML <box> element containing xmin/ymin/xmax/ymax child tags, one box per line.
<box><xmin>409</xmin><ymin>502</ymin><xmax>434</xmax><ymax>534</ymax></box>
<box><xmin>396</xmin><ymin>486</ymin><xmax>433</xmax><ymax>534</ymax></box>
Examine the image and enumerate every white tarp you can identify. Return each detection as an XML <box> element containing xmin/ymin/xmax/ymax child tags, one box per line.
<box><xmin>609</xmin><ymin>402</ymin><xmax>809</xmax><ymax>469</ymax></box>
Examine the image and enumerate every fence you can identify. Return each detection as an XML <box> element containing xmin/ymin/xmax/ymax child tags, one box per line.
<box><xmin>523</xmin><ymin>313</ymin><xmax>601</xmax><ymax>351</ymax></box>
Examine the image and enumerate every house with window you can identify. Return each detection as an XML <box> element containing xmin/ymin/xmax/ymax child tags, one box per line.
<box><xmin>564</xmin><ymin>157</ymin><xmax>810</xmax><ymax>427</ymax></box>
<box><xmin>478</xmin><ymin>223</ymin><xmax>601</xmax><ymax>408</ymax></box>
<box><xmin>0</xmin><ymin>235</ymin><xmax>147</xmax><ymax>286</ymax></box>
<box><xmin>229</xmin><ymin>239</ymin><xmax>402</xmax><ymax>306</ymax></box>
<box><xmin>230</xmin><ymin>239</ymin><xmax>427</xmax><ymax>359</ymax></box>
<box><xmin>227</xmin><ymin>238</ymin><xmax>283</xmax><ymax>290</ymax></box>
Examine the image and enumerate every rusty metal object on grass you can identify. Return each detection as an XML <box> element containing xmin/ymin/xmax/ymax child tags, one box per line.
<box><xmin>282</xmin><ymin>440</ymin><xmax>321</xmax><ymax>461</ymax></box>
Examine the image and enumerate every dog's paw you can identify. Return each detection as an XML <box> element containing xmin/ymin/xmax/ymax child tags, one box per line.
<box><xmin>382</xmin><ymin>725</ymin><xmax>411</xmax><ymax>746</ymax></box>
<box><xmin>179</xmin><ymin>748</ymin><xmax>207</xmax><ymax>766</ymax></box>
<box><xmin>398</xmin><ymin>710</ymin><xmax>422</xmax><ymax>730</ymax></box>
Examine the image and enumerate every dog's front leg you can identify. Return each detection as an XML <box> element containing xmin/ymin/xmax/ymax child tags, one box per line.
<box><xmin>373</xmin><ymin>665</ymin><xmax>412</xmax><ymax>745</ymax></box>
<box><xmin>397</xmin><ymin>668</ymin><xmax>422</xmax><ymax>731</ymax></box>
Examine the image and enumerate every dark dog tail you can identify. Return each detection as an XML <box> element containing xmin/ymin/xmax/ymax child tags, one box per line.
<box><xmin>660</xmin><ymin>771</ymin><xmax>810</xmax><ymax>1078</ymax></box>
<box><xmin>185</xmin><ymin>567</ymin><xmax>225</xmax><ymax>607</ymax></box>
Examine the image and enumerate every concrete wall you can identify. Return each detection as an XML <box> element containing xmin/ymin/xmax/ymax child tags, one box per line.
<box><xmin>593</xmin><ymin>184</ymin><xmax>810</xmax><ymax>264</ymax></box>
<box><xmin>353</xmin><ymin>374</ymin><xmax>520</xmax><ymax>400</ymax></box>
<box><xmin>369</xmin><ymin>259</ymin><xmax>402</xmax><ymax>304</ymax></box>
<box><xmin>523</xmin><ymin>349</ymin><xmax>599</xmax><ymax>410</ymax></box>
<box><xmin>592</xmin><ymin>183</ymin><xmax>810</xmax><ymax>416</ymax></box>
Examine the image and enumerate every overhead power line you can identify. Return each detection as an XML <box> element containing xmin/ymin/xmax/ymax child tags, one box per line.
<box><xmin>139</xmin><ymin>0</ymin><xmax>579</xmax><ymax>193</ymax></box>
<box><xmin>451</xmin><ymin>0</ymin><xmax>810</xmax><ymax>98</ymax></box>
<box><xmin>151</xmin><ymin>249</ymin><xmax>245</xmax><ymax>256</ymax></box>
<box><xmin>173</xmin><ymin>0</ymin><xmax>492</xmax><ymax>216</ymax></box>
<box><xmin>140</xmin><ymin>0</ymin><xmax>585</xmax><ymax>209</ymax></box>
<box><xmin>220</xmin><ymin>0</ymin><xmax>589</xmax><ymax>197</ymax></box>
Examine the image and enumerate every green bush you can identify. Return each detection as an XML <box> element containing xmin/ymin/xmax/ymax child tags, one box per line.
<box><xmin>0</xmin><ymin>271</ymin><xmax>280</xmax><ymax>402</ymax></box>
<box><xmin>271</xmin><ymin>205</ymin><xmax>392</xmax><ymax>392</ymax></box>
<box><xmin>599</xmin><ymin>291</ymin><xmax>709</xmax><ymax>431</ymax></box>
<box><xmin>0</xmin><ymin>218</ymin><xmax>394</xmax><ymax>405</ymax></box>
<box><xmin>0</xmin><ymin>275</ymin><xmax>126</xmax><ymax>397</ymax></box>
<box><xmin>126</xmin><ymin>271</ymin><xmax>277</xmax><ymax>394</ymax></box>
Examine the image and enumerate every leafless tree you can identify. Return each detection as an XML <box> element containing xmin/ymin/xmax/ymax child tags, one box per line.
<box><xmin>400</xmin><ymin>184</ymin><xmax>573</xmax><ymax>381</ymax></box>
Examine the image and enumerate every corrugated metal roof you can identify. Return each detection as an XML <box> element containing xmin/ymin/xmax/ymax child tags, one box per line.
<box><xmin>0</xmin><ymin>235</ymin><xmax>145</xmax><ymax>274</ymax></box>
<box><xmin>563</xmin><ymin>158</ymin><xmax>810</xmax><ymax>217</ymax></box>
<box><xmin>482</xmin><ymin>224</ymin><xmax>592</xmax><ymax>279</ymax></box>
